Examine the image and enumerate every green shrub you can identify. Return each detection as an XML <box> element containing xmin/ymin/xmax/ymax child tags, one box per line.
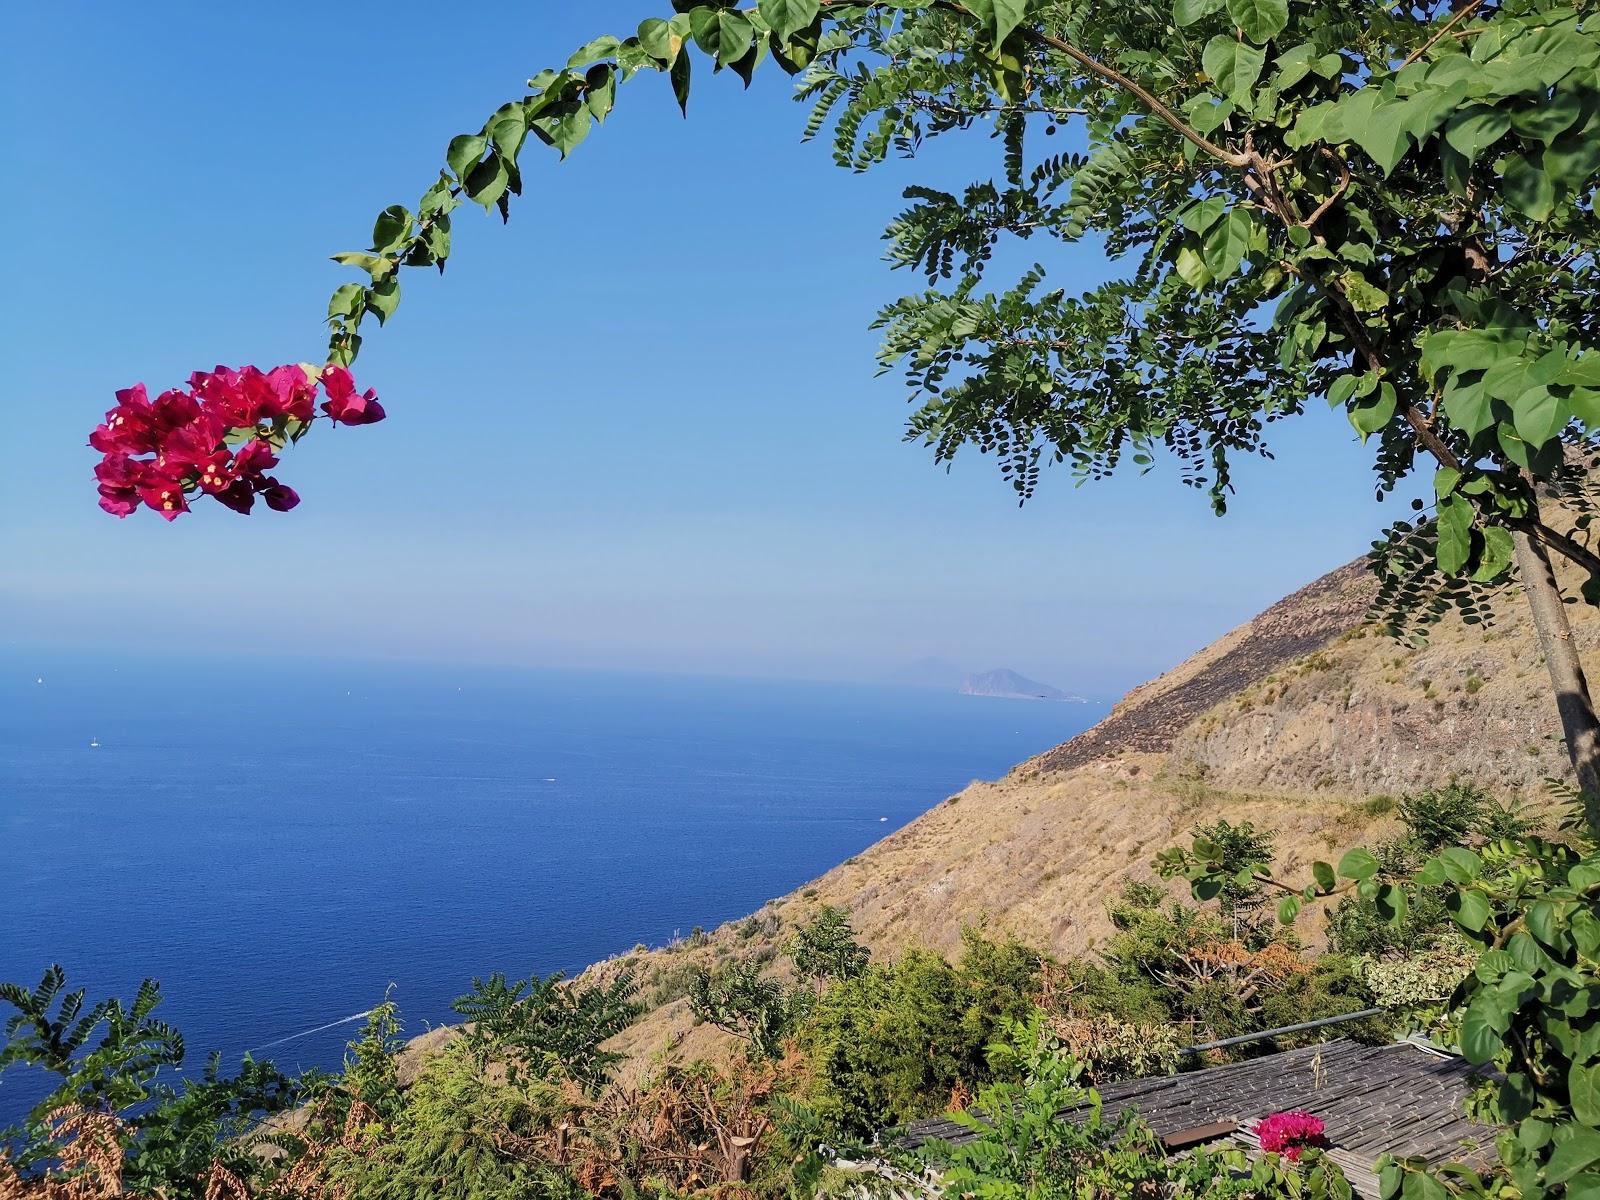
<box><xmin>687</xmin><ymin>960</ymin><xmax>808</xmax><ymax>1059</ymax></box>
<box><xmin>797</xmin><ymin>931</ymin><xmax>1042</xmax><ymax>1136</ymax></box>
<box><xmin>1397</xmin><ymin>782</ymin><xmax>1532</xmax><ymax>856</ymax></box>
<box><xmin>1362</xmin><ymin>795</ymin><xmax>1397</xmax><ymax>818</ymax></box>
<box><xmin>451</xmin><ymin>969</ymin><xmax>642</xmax><ymax>1089</ymax></box>
<box><xmin>324</xmin><ymin>1039</ymin><xmax>582</xmax><ymax>1200</ymax></box>
<box><xmin>0</xmin><ymin>967</ymin><xmax>302</xmax><ymax>1199</ymax></box>
<box><xmin>790</xmin><ymin>906</ymin><xmax>870</xmax><ymax>988</ymax></box>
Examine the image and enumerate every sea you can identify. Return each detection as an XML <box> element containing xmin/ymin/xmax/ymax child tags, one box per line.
<box><xmin>0</xmin><ymin>653</ymin><xmax>1097</xmax><ymax>1125</ymax></box>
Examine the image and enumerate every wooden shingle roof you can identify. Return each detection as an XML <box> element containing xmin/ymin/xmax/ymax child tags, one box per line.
<box><xmin>899</xmin><ymin>1039</ymin><xmax>1498</xmax><ymax>1196</ymax></box>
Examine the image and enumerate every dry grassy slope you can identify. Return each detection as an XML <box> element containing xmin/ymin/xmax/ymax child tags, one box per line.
<box><xmin>589</xmin><ymin>550</ymin><xmax>1592</xmax><ymax>1076</ymax></box>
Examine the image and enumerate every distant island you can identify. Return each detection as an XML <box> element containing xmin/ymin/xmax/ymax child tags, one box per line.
<box><xmin>959</xmin><ymin>668</ymin><xmax>1086</xmax><ymax>702</ymax></box>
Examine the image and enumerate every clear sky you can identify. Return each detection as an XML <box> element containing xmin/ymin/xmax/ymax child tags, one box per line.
<box><xmin>0</xmin><ymin>4</ymin><xmax>1421</xmax><ymax>697</ymax></box>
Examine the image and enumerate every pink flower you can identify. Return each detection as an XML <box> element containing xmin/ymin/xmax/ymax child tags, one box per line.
<box><xmin>319</xmin><ymin>366</ymin><xmax>385</xmax><ymax>425</ymax></box>
<box><xmin>94</xmin><ymin>453</ymin><xmax>144</xmax><ymax>517</ymax></box>
<box><xmin>89</xmin><ymin>384</ymin><xmax>159</xmax><ymax>455</ymax></box>
<box><xmin>231</xmin><ymin>440</ymin><xmax>279</xmax><ymax>479</ymax></box>
<box><xmin>137</xmin><ymin>470</ymin><xmax>189</xmax><ymax>521</ymax></box>
<box><xmin>260</xmin><ymin>480</ymin><xmax>299</xmax><ymax>511</ymax></box>
<box><xmin>1255</xmin><ymin>1111</ymin><xmax>1327</xmax><ymax>1162</ymax></box>
<box><xmin>90</xmin><ymin>362</ymin><xmax>380</xmax><ymax>519</ymax></box>
<box><xmin>213</xmin><ymin>479</ymin><xmax>257</xmax><ymax>515</ymax></box>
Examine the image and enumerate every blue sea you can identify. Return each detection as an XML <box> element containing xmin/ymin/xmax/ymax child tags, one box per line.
<box><xmin>0</xmin><ymin>654</ymin><xmax>1096</xmax><ymax>1124</ymax></box>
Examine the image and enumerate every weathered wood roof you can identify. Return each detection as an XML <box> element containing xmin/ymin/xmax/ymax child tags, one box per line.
<box><xmin>899</xmin><ymin>1039</ymin><xmax>1498</xmax><ymax>1194</ymax></box>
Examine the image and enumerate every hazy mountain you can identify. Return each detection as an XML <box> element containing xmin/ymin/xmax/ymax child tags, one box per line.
<box><xmin>960</xmin><ymin>668</ymin><xmax>1083</xmax><ymax>702</ymax></box>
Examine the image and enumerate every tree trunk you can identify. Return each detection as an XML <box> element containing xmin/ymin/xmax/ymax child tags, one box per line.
<box><xmin>1512</xmin><ymin>527</ymin><xmax>1600</xmax><ymax>834</ymax></box>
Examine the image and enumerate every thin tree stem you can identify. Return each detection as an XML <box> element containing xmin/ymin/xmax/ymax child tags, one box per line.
<box><xmin>1512</xmin><ymin>527</ymin><xmax>1600</xmax><ymax>833</ymax></box>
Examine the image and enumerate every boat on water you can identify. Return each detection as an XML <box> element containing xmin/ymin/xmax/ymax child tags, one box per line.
<box><xmin>89</xmin><ymin>736</ymin><xmax>100</xmax><ymax>749</ymax></box>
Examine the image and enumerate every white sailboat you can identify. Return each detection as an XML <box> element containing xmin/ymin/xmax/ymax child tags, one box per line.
<box><xmin>89</xmin><ymin>736</ymin><xmax>100</xmax><ymax>749</ymax></box>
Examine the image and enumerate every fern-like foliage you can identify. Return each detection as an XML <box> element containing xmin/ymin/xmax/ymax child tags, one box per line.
<box><xmin>451</xmin><ymin>969</ymin><xmax>642</xmax><ymax>1089</ymax></box>
<box><xmin>0</xmin><ymin>966</ymin><xmax>299</xmax><ymax>1199</ymax></box>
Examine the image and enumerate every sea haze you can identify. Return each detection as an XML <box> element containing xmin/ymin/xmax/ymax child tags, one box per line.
<box><xmin>0</xmin><ymin>653</ymin><xmax>1095</xmax><ymax>1122</ymax></box>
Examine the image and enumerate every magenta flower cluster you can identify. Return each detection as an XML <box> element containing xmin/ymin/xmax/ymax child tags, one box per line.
<box><xmin>89</xmin><ymin>364</ymin><xmax>384</xmax><ymax>520</ymax></box>
<box><xmin>1254</xmin><ymin>1110</ymin><xmax>1328</xmax><ymax>1161</ymax></box>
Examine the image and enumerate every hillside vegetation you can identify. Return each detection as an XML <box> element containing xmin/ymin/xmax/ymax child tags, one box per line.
<box><xmin>592</xmin><ymin>551</ymin><xmax>1587</xmax><ymax>1073</ymax></box>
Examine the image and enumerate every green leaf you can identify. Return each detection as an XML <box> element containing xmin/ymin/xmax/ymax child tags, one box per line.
<box><xmin>671</xmin><ymin>48</ymin><xmax>692</xmax><ymax>114</ymax></box>
<box><xmin>1458</xmin><ymin>997</ymin><xmax>1505</xmax><ymax>1064</ymax></box>
<box><xmin>1203</xmin><ymin>36</ymin><xmax>1266</xmax><ymax>105</ymax></box>
<box><xmin>371</xmin><ymin>205</ymin><xmax>411</xmax><ymax>254</ymax></box>
<box><xmin>1273</xmin><ymin>43</ymin><xmax>1318</xmax><ymax>89</ymax></box>
<box><xmin>1438</xmin><ymin>846</ymin><xmax>1483</xmax><ymax>882</ymax></box>
<box><xmin>1510</xmin><ymin>89</ymin><xmax>1586</xmax><ymax>143</ymax></box>
<box><xmin>1226</xmin><ymin>0</ymin><xmax>1287</xmax><ymax>44</ymax></box>
<box><xmin>1337</xmin><ymin>847</ymin><xmax>1379</xmax><ymax>881</ymax></box>
<box><xmin>1548</xmin><ymin>1126</ymin><xmax>1600</xmax><ymax>1185</ymax></box>
<box><xmin>1443</xmin><ymin>104</ymin><xmax>1511</xmax><ymax>165</ymax></box>
<box><xmin>1473</xmin><ymin>526</ymin><xmax>1514</xmax><ymax>583</ymax></box>
<box><xmin>1421</xmin><ymin>328</ymin><xmax>1515</xmax><ymax>377</ymax></box>
<box><xmin>1277</xmin><ymin>895</ymin><xmax>1302</xmax><ymax>925</ymax></box>
<box><xmin>464</xmin><ymin>154</ymin><xmax>511</xmax><ymax>207</ymax></box>
<box><xmin>1442</xmin><ymin>377</ymin><xmax>1495</xmax><ymax>438</ymax></box>
<box><xmin>1179</xmin><ymin>196</ymin><xmax>1229</xmax><ymax>235</ymax></box>
<box><xmin>1312</xmin><ymin>860</ymin><xmax>1336</xmax><ymax>892</ymax></box>
<box><xmin>715</xmin><ymin>10</ymin><xmax>755</xmax><ymax>67</ymax></box>
<box><xmin>759</xmin><ymin>0</ymin><xmax>821</xmax><ymax>41</ymax></box>
<box><xmin>963</xmin><ymin>0</ymin><xmax>1030</xmax><ymax>45</ymax></box>
<box><xmin>1202</xmin><ymin>207</ymin><xmax>1254</xmax><ymax>279</ymax></box>
<box><xmin>567</xmin><ymin>35</ymin><xmax>622</xmax><ymax>68</ymax></box>
<box><xmin>366</xmin><ymin>279</ymin><xmax>400</xmax><ymax>326</ymax></box>
<box><xmin>1572</xmin><ymin>1063</ymin><xmax>1600</xmax><ymax>1125</ymax></box>
<box><xmin>1449</xmin><ymin>887</ymin><xmax>1492</xmax><ymax>934</ymax></box>
<box><xmin>1525</xmin><ymin>899</ymin><xmax>1566</xmax><ymax>949</ymax></box>
<box><xmin>1545</xmin><ymin>127</ymin><xmax>1600</xmax><ymax>192</ymax></box>
<box><xmin>329</xmin><ymin>251</ymin><xmax>393</xmax><ymax>278</ymax></box>
<box><xmin>487</xmin><ymin>102</ymin><xmax>528</xmax><ymax>160</ymax></box>
<box><xmin>1352</xmin><ymin>98</ymin><xmax>1414</xmax><ymax>175</ymax></box>
<box><xmin>1326</xmin><ymin>374</ymin><xmax>1360</xmax><ymax>407</ymax></box>
<box><xmin>1338</xmin><ymin>270</ymin><xmax>1388</xmax><ymax>312</ymax></box>
<box><xmin>1513</xmin><ymin>385</ymin><xmax>1569</xmax><ymax>450</ymax></box>
<box><xmin>1436</xmin><ymin>494</ymin><xmax>1474</xmax><ymax>576</ymax></box>
<box><xmin>586</xmin><ymin>64</ymin><xmax>618</xmax><ymax>122</ymax></box>
<box><xmin>1350</xmin><ymin>381</ymin><xmax>1398</xmax><ymax>435</ymax></box>
<box><xmin>540</xmin><ymin>103</ymin><xmax>593</xmax><ymax>157</ymax></box>
<box><xmin>327</xmin><ymin>283</ymin><xmax>365</xmax><ymax>322</ymax></box>
<box><xmin>1502</xmin><ymin>151</ymin><xmax>1556</xmax><ymax>221</ymax></box>
<box><xmin>1175</xmin><ymin>245</ymin><xmax>1213</xmax><ymax>289</ymax></box>
<box><xmin>446</xmin><ymin>133</ymin><xmax>488</xmax><ymax>181</ymax></box>
<box><xmin>1375</xmin><ymin>883</ymin><xmax>1408</xmax><ymax>925</ymax></box>
<box><xmin>1175</xmin><ymin>0</ymin><xmax>1223</xmax><ymax>23</ymax></box>
<box><xmin>638</xmin><ymin>17</ymin><xmax>681</xmax><ymax>63</ymax></box>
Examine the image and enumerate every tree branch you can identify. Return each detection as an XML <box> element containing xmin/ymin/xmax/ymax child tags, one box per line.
<box><xmin>1400</xmin><ymin>0</ymin><xmax>1487</xmax><ymax>70</ymax></box>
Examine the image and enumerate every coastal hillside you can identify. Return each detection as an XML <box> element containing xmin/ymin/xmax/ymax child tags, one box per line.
<box><xmin>590</xmin><ymin>547</ymin><xmax>1593</xmax><ymax>1073</ymax></box>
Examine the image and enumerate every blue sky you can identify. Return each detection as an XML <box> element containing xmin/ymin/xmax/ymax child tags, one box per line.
<box><xmin>1</xmin><ymin>4</ymin><xmax>1419</xmax><ymax>695</ymax></box>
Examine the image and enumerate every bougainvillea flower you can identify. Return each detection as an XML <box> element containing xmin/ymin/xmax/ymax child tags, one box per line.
<box><xmin>213</xmin><ymin>479</ymin><xmax>257</xmax><ymax>514</ymax></box>
<box><xmin>89</xmin><ymin>363</ymin><xmax>379</xmax><ymax>520</ymax></box>
<box><xmin>89</xmin><ymin>384</ymin><xmax>160</xmax><ymax>455</ymax></box>
<box><xmin>193</xmin><ymin>452</ymin><xmax>237</xmax><ymax>495</ymax></box>
<box><xmin>94</xmin><ymin>453</ymin><xmax>145</xmax><ymax>516</ymax></box>
<box><xmin>137</xmin><ymin>472</ymin><xmax>190</xmax><ymax>521</ymax></box>
<box><xmin>93</xmin><ymin>454</ymin><xmax>145</xmax><ymax>518</ymax></box>
<box><xmin>319</xmin><ymin>366</ymin><xmax>386</xmax><ymax>425</ymax></box>
<box><xmin>231</xmin><ymin>440</ymin><xmax>279</xmax><ymax>479</ymax></box>
<box><xmin>1255</xmin><ymin>1111</ymin><xmax>1327</xmax><ymax>1161</ymax></box>
<box><xmin>260</xmin><ymin>480</ymin><xmax>300</xmax><ymax>512</ymax></box>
